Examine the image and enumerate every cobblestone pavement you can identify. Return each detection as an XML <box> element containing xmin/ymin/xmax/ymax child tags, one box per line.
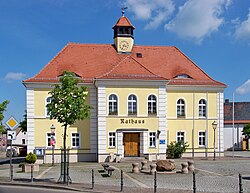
<box><xmin>0</xmin><ymin>153</ymin><xmax>250</xmax><ymax>193</ymax></box>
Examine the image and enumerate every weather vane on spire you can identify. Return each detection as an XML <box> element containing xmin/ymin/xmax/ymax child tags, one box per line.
<box><xmin>121</xmin><ymin>6</ymin><xmax>128</xmax><ymax>16</ymax></box>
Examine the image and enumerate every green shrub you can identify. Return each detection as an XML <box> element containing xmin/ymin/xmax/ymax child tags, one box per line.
<box><xmin>25</xmin><ymin>152</ymin><xmax>37</xmax><ymax>164</ymax></box>
<box><xmin>167</xmin><ymin>141</ymin><xmax>189</xmax><ymax>158</ymax></box>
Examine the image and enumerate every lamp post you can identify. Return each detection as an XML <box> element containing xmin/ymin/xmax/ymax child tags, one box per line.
<box><xmin>50</xmin><ymin>124</ymin><xmax>56</xmax><ymax>166</ymax></box>
<box><xmin>212</xmin><ymin>121</ymin><xmax>217</xmax><ymax>161</ymax></box>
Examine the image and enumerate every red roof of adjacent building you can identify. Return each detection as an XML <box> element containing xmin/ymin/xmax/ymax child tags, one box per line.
<box><xmin>23</xmin><ymin>43</ymin><xmax>226</xmax><ymax>87</ymax></box>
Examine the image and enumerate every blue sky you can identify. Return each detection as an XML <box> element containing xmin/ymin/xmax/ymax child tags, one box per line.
<box><xmin>0</xmin><ymin>0</ymin><xmax>250</xmax><ymax>123</ymax></box>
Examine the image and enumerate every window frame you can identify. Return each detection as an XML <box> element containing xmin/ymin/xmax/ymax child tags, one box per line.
<box><xmin>108</xmin><ymin>94</ymin><xmax>118</xmax><ymax>115</ymax></box>
<box><xmin>108</xmin><ymin>132</ymin><xmax>116</xmax><ymax>148</ymax></box>
<box><xmin>149</xmin><ymin>132</ymin><xmax>156</xmax><ymax>148</ymax></box>
<box><xmin>46</xmin><ymin>132</ymin><xmax>56</xmax><ymax>148</ymax></box>
<box><xmin>176</xmin><ymin>131</ymin><xmax>185</xmax><ymax>142</ymax></box>
<box><xmin>147</xmin><ymin>94</ymin><xmax>157</xmax><ymax>115</ymax></box>
<box><xmin>177</xmin><ymin>98</ymin><xmax>186</xmax><ymax>118</ymax></box>
<box><xmin>127</xmin><ymin>94</ymin><xmax>137</xmax><ymax>115</ymax></box>
<box><xmin>198</xmin><ymin>99</ymin><xmax>207</xmax><ymax>118</ymax></box>
<box><xmin>45</xmin><ymin>96</ymin><xmax>52</xmax><ymax>117</ymax></box>
<box><xmin>198</xmin><ymin>131</ymin><xmax>206</xmax><ymax>147</ymax></box>
<box><xmin>71</xmin><ymin>132</ymin><xmax>81</xmax><ymax>148</ymax></box>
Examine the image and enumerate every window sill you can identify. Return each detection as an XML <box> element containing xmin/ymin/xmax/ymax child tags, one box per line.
<box><xmin>108</xmin><ymin>147</ymin><xmax>116</xmax><ymax>149</ymax></box>
<box><xmin>149</xmin><ymin>146</ymin><xmax>157</xmax><ymax>149</ymax></box>
<box><xmin>177</xmin><ymin>116</ymin><xmax>186</xmax><ymax>119</ymax></box>
<box><xmin>71</xmin><ymin>147</ymin><xmax>81</xmax><ymax>149</ymax></box>
<box><xmin>148</xmin><ymin>114</ymin><xmax>157</xmax><ymax>117</ymax></box>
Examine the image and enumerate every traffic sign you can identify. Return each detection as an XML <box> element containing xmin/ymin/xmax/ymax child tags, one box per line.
<box><xmin>5</xmin><ymin>116</ymin><xmax>19</xmax><ymax>130</ymax></box>
<box><xmin>7</xmin><ymin>130</ymin><xmax>16</xmax><ymax>140</ymax></box>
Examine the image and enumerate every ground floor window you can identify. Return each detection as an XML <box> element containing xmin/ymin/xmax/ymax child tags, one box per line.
<box><xmin>71</xmin><ymin>133</ymin><xmax>80</xmax><ymax>148</ymax></box>
<box><xmin>47</xmin><ymin>133</ymin><xmax>55</xmax><ymax>147</ymax></box>
<box><xmin>149</xmin><ymin>132</ymin><xmax>156</xmax><ymax>147</ymax></box>
<box><xmin>176</xmin><ymin>131</ymin><xmax>185</xmax><ymax>142</ymax></box>
<box><xmin>198</xmin><ymin>131</ymin><xmax>206</xmax><ymax>147</ymax></box>
<box><xmin>109</xmin><ymin>132</ymin><xmax>116</xmax><ymax>148</ymax></box>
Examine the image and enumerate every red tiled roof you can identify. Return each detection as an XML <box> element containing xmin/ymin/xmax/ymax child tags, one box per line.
<box><xmin>23</xmin><ymin>43</ymin><xmax>226</xmax><ymax>87</ymax></box>
<box><xmin>112</xmin><ymin>16</ymin><xmax>135</xmax><ymax>29</ymax></box>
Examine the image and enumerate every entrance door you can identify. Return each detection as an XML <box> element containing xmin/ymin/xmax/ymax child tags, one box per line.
<box><xmin>124</xmin><ymin>133</ymin><xmax>140</xmax><ymax>157</ymax></box>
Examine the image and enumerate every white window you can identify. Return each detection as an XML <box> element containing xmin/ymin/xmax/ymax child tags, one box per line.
<box><xmin>71</xmin><ymin>133</ymin><xmax>80</xmax><ymax>148</ymax></box>
<box><xmin>45</xmin><ymin>97</ymin><xmax>52</xmax><ymax>117</ymax></box>
<box><xmin>128</xmin><ymin>94</ymin><xmax>137</xmax><ymax>115</ymax></box>
<box><xmin>199</xmin><ymin>99</ymin><xmax>207</xmax><ymax>118</ymax></box>
<box><xmin>177</xmin><ymin>99</ymin><xmax>185</xmax><ymax>117</ymax></box>
<box><xmin>46</xmin><ymin>133</ymin><xmax>55</xmax><ymax>147</ymax></box>
<box><xmin>199</xmin><ymin>131</ymin><xmax>206</xmax><ymax>147</ymax></box>
<box><xmin>148</xmin><ymin>95</ymin><xmax>157</xmax><ymax>115</ymax></box>
<box><xmin>109</xmin><ymin>132</ymin><xmax>116</xmax><ymax>148</ymax></box>
<box><xmin>149</xmin><ymin>132</ymin><xmax>156</xmax><ymax>147</ymax></box>
<box><xmin>108</xmin><ymin>94</ymin><xmax>118</xmax><ymax>115</ymax></box>
<box><xmin>176</xmin><ymin>131</ymin><xmax>185</xmax><ymax>142</ymax></box>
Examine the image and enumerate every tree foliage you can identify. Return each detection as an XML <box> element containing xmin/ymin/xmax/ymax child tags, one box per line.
<box><xmin>167</xmin><ymin>141</ymin><xmax>189</xmax><ymax>158</ymax></box>
<box><xmin>242</xmin><ymin>124</ymin><xmax>250</xmax><ymax>139</ymax></box>
<box><xmin>20</xmin><ymin>111</ymin><xmax>27</xmax><ymax>133</ymax></box>
<box><xmin>0</xmin><ymin>100</ymin><xmax>9</xmax><ymax>133</ymax></box>
<box><xmin>46</xmin><ymin>71</ymin><xmax>92</xmax><ymax>126</ymax></box>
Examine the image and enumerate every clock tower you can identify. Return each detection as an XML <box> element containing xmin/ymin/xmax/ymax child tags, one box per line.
<box><xmin>113</xmin><ymin>10</ymin><xmax>135</xmax><ymax>53</ymax></box>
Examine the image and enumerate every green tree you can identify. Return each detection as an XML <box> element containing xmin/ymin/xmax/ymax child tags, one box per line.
<box><xmin>0</xmin><ymin>100</ymin><xmax>9</xmax><ymax>133</ymax></box>
<box><xmin>242</xmin><ymin>124</ymin><xmax>250</xmax><ymax>139</ymax></box>
<box><xmin>167</xmin><ymin>141</ymin><xmax>189</xmax><ymax>158</ymax></box>
<box><xmin>19</xmin><ymin>111</ymin><xmax>27</xmax><ymax>133</ymax></box>
<box><xmin>46</xmin><ymin>71</ymin><xmax>92</xmax><ymax>183</ymax></box>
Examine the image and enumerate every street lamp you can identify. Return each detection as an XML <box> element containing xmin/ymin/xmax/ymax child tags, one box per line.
<box><xmin>212</xmin><ymin>121</ymin><xmax>217</xmax><ymax>160</ymax></box>
<box><xmin>50</xmin><ymin>124</ymin><xmax>56</xmax><ymax>166</ymax></box>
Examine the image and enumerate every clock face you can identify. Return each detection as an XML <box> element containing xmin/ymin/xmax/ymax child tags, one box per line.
<box><xmin>119</xmin><ymin>40</ymin><xmax>129</xmax><ymax>51</ymax></box>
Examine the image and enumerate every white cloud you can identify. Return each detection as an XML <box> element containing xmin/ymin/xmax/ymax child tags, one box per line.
<box><xmin>4</xmin><ymin>72</ymin><xmax>26</xmax><ymax>82</ymax></box>
<box><xmin>165</xmin><ymin>0</ymin><xmax>231</xmax><ymax>44</ymax></box>
<box><xmin>125</xmin><ymin>0</ymin><xmax>175</xmax><ymax>29</ymax></box>
<box><xmin>234</xmin><ymin>9</ymin><xmax>250</xmax><ymax>41</ymax></box>
<box><xmin>236</xmin><ymin>79</ymin><xmax>250</xmax><ymax>95</ymax></box>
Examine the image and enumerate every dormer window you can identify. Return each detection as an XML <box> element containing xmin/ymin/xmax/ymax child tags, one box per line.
<box><xmin>174</xmin><ymin>74</ymin><xmax>191</xmax><ymax>79</ymax></box>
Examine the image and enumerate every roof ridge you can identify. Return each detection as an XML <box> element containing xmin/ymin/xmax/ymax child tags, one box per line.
<box><xmin>96</xmin><ymin>55</ymin><xmax>130</xmax><ymax>79</ymax></box>
<box><xmin>129</xmin><ymin>56</ymin><xmax>166</xmax><ymax>79</ymax></box>
<box><xmin>173</xmin><ymin>47</ymin><xmax>226</xmax><ymax>87</ymax></box>
<box><xmin>23</xmin><ymin>43</ymin><xmax>70</xmax><ymax>82</ymax></box>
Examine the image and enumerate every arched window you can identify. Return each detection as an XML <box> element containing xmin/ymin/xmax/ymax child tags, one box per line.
<box><xmin>148</xmin><ymin>95</ymin><xmax>157</xmax><ymax>115</ymax></box>
<box><xmin>108</xmin><ymin>94</ymin><xmax>118</xmax><ymax>115</ymax></box>
<box><xmin>177</xmin><ymin>99</ymin><xmax>185</xmax><ymax>117</ymax></box>
<box><xmin>46</xmin><ymin>97</ymin><xmax>52</xmax><ymax>117</ymax></box>
<box><xmin>199</xmin><ymin>99</ymin><xmax>207</xmax><ymax>118</ymax></box>
<box><xmin>128</xmin><ymin>94</ymin><xmax>137</xmax><ymax>115</ymax></box>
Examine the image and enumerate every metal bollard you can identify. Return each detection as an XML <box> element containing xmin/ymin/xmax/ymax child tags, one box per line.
<box><xmin>193</xmin><ymin>172</ymin><xmax>196</xmax><ymax>193</ymax></box>
<box><xmin>154</xmin><ymin>171</ymin><xmax>157</xmax><ymax>193</ymax></box>
<box><xmin>92</xmin><ymin>169</ymin><xmax>94</xmax><ymax>189</ymax></box>
<box><xmin>10</xmin><ymin>165</ymin><xmax>13</xmax><ymax>181</ymax></box>
<box><xmin>121</xmin><ymin>170</ymin><xmax>124</xmax><ymax>192</ymax></box>
<box><xmin>31</xmin><ymin>165</ymin><xmax>34</xmax><ymax>183</ymax></box>
<box><xmin>239</xmin><ymin>173</ymin><xmax>243</xmax><ymax>193</ymax></box>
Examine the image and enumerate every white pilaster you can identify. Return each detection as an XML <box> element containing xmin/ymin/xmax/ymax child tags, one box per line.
<box><xmin>26</xmin><ymin>88</ymin><xmax>34</xmax><ymax>153</ymax></box>
<box><xmin>97</xmin><ymin>86</ymin><xmax>107</xmax><ymax>159</ymax></box>
<box><xmin>117</xmin><ymin>132</ymin><xmax>124</xmax><ymax>157</ymax></box>
<box><xmin>140</xmin><ymin>131</ymin><xmax>148</xmax><ymax>154</ymax></box>
<box><xmin>158</xmin><ymin>85</ymin><xmax>167</xmax><ymax>156</ymax></box>
<box><xmin>90</xmin><ymin>86</ymin><xmax>97</xmax><ymax>154</ymax></box>
<box><xmin>217</xmin><ymin>92</ymin><xmax>224</xmax><ymax>153</ymax></box>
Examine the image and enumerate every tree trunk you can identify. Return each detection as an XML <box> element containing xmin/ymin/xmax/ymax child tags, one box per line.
<box><xmin>63</xmin><ymin>124</ymin><xmax>67</xmax><ymax>183</ymax></box>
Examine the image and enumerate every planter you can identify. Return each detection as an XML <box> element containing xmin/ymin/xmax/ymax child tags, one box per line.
<box><xmin>22</xmin><ymin>164</ymin><xmax>39</xmax><ymax>173</ymax></box>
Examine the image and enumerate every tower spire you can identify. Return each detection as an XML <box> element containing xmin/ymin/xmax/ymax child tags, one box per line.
<box><xmin>121</xmin><ymin>6</ymin><xmax>128</xmax><ymax>16</ymax></box>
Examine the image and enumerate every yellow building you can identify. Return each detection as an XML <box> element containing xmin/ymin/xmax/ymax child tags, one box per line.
<box><xmin>23</xmin><ymin>13</ymin><xmax>226</xmax><ymax>163</ymax></box>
